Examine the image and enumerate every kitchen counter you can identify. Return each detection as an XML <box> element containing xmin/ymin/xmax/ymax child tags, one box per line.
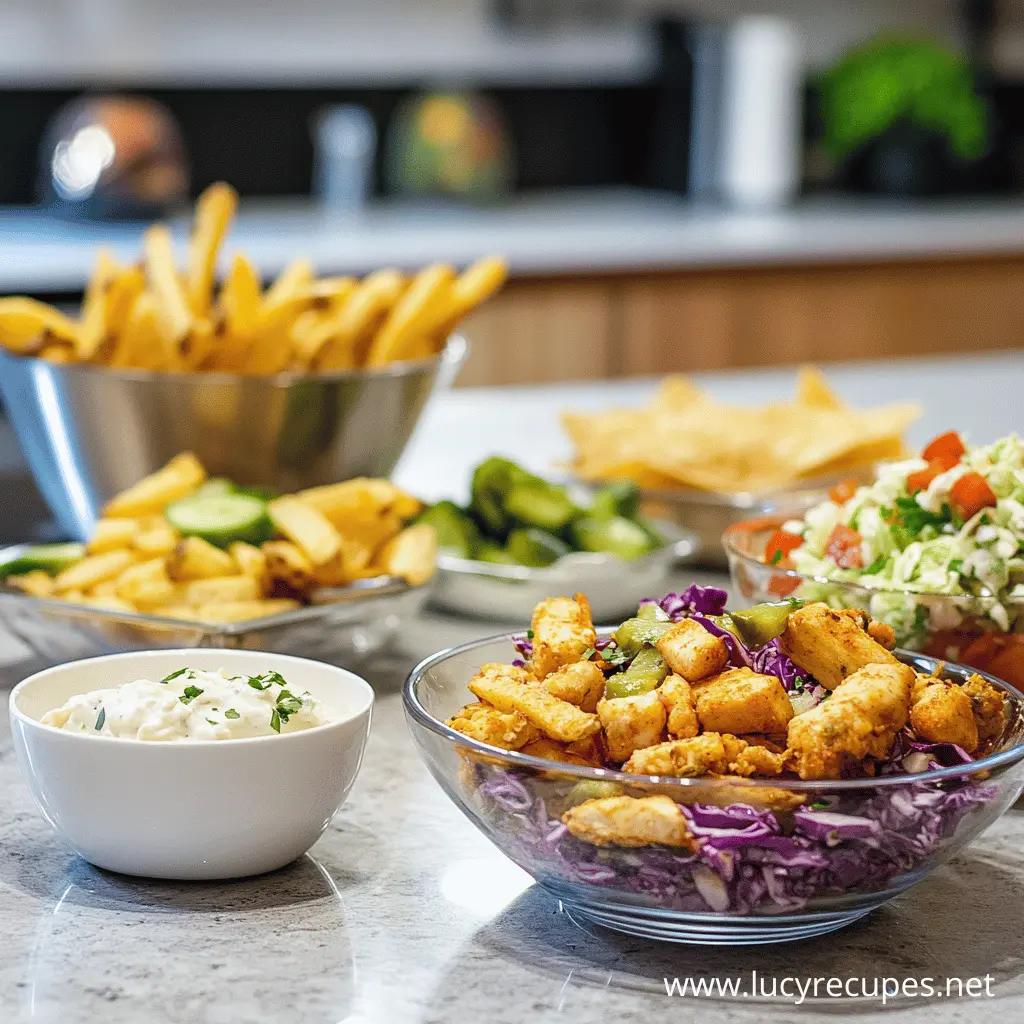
<box><xmin>6</xmin><ymin>191</ymin><xmax>1024</xmax><ymax>293</ymax></box>
<box><xmin>2</xmin><ymin>354</ymin><xmax>1024</xmax><ymax>1022</ymax></box>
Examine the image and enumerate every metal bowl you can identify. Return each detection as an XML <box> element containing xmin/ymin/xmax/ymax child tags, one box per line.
<box><xmin>429</xmin><ymin>520</ymin><xmax>698</xmax><ymax>623</ymax></box>
<box><xmin>0</xmin><ymin>336</ymin><xmax>466</xmax><ymax>540</ymax></box>
<box><xmin>640</xmin><ymin>466</ymin><xmax>877</xmax><ymax>570</ymax></box>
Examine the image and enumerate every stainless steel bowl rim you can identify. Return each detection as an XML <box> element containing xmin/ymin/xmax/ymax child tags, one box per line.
<box><xmin>435</xmin><ymin>519</ymin><xmax>698</xmax><ymax>582</ymax></box>
<box><xmin>723</xmin><ymin>515</ymin><xmax>1024</xmax><ymax>607</ymax></box>
<box><xmin>404</xmin><ymin>632</ymin><xmax>1024</xmax><ymax>791</ymax></box>
<box><xmin>0</xmin><ymin>572</ymin><xmax>424</xmax><ymax>636</ymax></box>
<box><xmin>4</xmin><ymin>333</ymin><xmax>466</xmax><ymax>386</ymax></box>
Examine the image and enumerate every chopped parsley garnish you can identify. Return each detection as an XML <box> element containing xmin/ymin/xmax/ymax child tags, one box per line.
<box><xmin>206</xmin><ymin>718</ymin><xmax>218</xmax><ymax>726</ymax></box>
<box><xmin>161</xmin><ymin>667</ymin><xmax>194</xmax><ymax>684</ymax></box>
<box><xmin>95</xmin><ymin>706</ymin><xmax>106</xmax><ymax>731</ymax></box>
<box><xmin>248</xmin><ymin>670</ymin><xmax>286</xmax><ymax>691</ymax></box>
<box><xmin>180</xmin><ymin>685</ymin><xmax>204</xmax><ymax>705</ymax></box>
<box><xmin>269</xmin><ymin>689</ymin><xmax>304</xmax><ymax>733</ymax></box>
<box><xmin>224</xmin><ymin>708</ymin><xmax>240</xmax><ymax>720</ymax></box>
<box><xmin>581</xmin><ymin>647</ymin><xmax>597</xmax><ymax>661</ymax></box>
<box><xmin>810</xmin><ymin>800</ymin><xmax>829</xmax><ymax>810</ymax></box>
<box><xmin>270</xmin><ymin>708</ymin><xmax>282</xmax><ymax>733</ymax></box>
<box><xmin>863</xmin><ymin>556</ymin><xmax>887</xmax><ymax>575</ymax></box>
<box><xmin>526</xmin><ymin>629</ymin><xmax>534</xmax><ymax>640</ymax></box>
<box><xmin>949</xmin><ymin>558</ymin><xmax>964</xmax><ymax>574</ymax></box>
<box><xmin>769</xmin><ymin>549</ymin><xmax>783</xmax><ymax>565</ymax></box>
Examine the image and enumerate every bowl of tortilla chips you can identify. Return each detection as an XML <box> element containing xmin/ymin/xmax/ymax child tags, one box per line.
<box><xmin>562</xmin><ymin>368</ymin><xmax>920</xmax><ymax>568</ymax></box>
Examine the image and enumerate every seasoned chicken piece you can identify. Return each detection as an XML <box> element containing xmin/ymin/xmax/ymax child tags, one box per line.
<box><xmin>655</xmin><ymin>618</ymin><xmax>729</xmax><ymax>682</ymax></box>
<box><xmin>658</xmin><ymin>674</ymin><xmax>699</xmax><ymax>739</ymax></box>
<box><xmin>691</xmin><ymin>667</ymin><xmax>794</xmax><ymax>736</ymax></box>
<box><xmin>520</xmin><ymin>737</ymin><xmax>596</xmax><ymax>767</ymax></box>
<box><xmin>729</xmin><ymin>744</ymin><xmax>788</xmax><ymax>778</ymax></box>
<box><xmin>562</xmin><ymin>795</ymin><xmax>697</xmax><ymax>851</ymax></box>
<box><xmin>597</xmin><ymin>690</ymin><xmax>667</xmax><ymax>763</ymax></box>
<box><xmin>836</xmin><ymin>608</ymin><xmax>898</xmax><ymax>650</ymax></box>
<box><xmin>565</xmin><ymin>732</ymin><xmax>607</xmax><ymax>766</ymax></box>
<box><xmin>786</xmin><ymin>662</ymin><xmax>914</xmax><ymax>780</ymax></box>
<box><xmin>674</xmin><ymin>779</ymin><xmax>806</xmax><ymax>812</ymax></box>
<box><xmin>468</xmin><ymin>663</ymin><xmax>601</xmax><ymax>743</ymax></box>
<box><xmin>622</xmin><ymin>732</ymin><xmax>747</xmax><ymax>777</ymax></box>
<box><xmin>779</xmin><ymin>602</ymin><xmax>900</xmax><ymax>690</ymax></box>
<box><xmin>447</xmin><ymin>702</ymin><xmax>540</xmax><ymax>750</ymax></box>
<box><xmin>529</xmin><ymin>594</ymin><xmax>597</xmax><ymax>679</ymax></box>
<box><xmin>543</xmin><ymin>659</ymin><xmax>606</xmax><ymax>713</ymax></box>
<box><xmin>910</xmin><ymin>679</ymin><xmax>979</xmax><ymax>752</ymax></box>
<box><xmin>962</xmin><ymin>674</ymin><xmax>1008</xmax><ymax>747</ymax></box>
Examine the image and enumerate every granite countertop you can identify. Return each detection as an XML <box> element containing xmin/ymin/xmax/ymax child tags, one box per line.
<box><xmin>5</xmin><ymin>190</ymin><xmax>1024</xmax><ymax>293</ymax></box>
<box><xmin>3</xmin><ymin>355</ymin><xmax>1024</xmax><ymax>1022</ymax></box>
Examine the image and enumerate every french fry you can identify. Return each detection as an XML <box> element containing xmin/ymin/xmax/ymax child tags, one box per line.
<box><xmin>143</xmin><ymin>225</ymin><xmax>192</xmax><ymax>352</ymax></box>
<box><xmin>78</xmin><ymin>249</ymin><xmax>121</xmax><ymax>360</ymax></box>
<box><xmin>183</xmin><ymin>575</ymin><xmax>261</xmax><ymax>605</ymax></box>
<box><xmin>229</xmin><ymin>541</ymin><xmax>268</xmax><ymax>582</ymax></box>
<box><xmin>181</xmin><ymin>316</ymin><xmax>216</xmax><ymax>370</ymax></box>
<box><xmin>315</xmin><ymin>269</ymin><xmax>405</xmax><ymax>370</ymax></box>
<box><xmin>54</xmin><ymin>550</ymin><xmax>136</xmax><ymax>593</ymax></box>
<box><xmin>373</xmin><ymin>523</ymin><xmax>437</xmax><ymax>586</ymax></box>
<box><xmin>112</xmin><ymin>293</ymin><xmax>167</xmax><ymax>370</ymax></box>
<box><xmin>87</xmin><ymin>518</ymin><xmax>143</xmax><ymax>554</ymax></box>
<box><xmin>5</xmin><ymin>571</ymin><xmax>55</xmax><ymax>598</ymax></box>
<box><xmin>133</xmin><ymin>519</ymin><xmax>181</xmax><ymax>556</ymax></box>
<box><xmin>80</xmin><ymin>595</ymin><xmax>138</xmax><ymax>614</ymax></box>
<box><xmin>263</xmin><ymin>258</ymin><xmax>314</xmax><ymax>307</ymax></box>
<box><xmin>190</xmin><ymin>599</ymin><xmax>301</xmax><ymax>624</ymax></box>
<box><xmin>97</xmin><ymin>264</ymin><xmax>146</xmax><ymax>364</ymax></box>
<box><xmin>39</xmin><ymin>345</ymin><xmax>74</xmax><ymax>363</ymax></box>
<box><xmin>0</xmin><ymin>298</ymin><xmax>80</xmax><ymax>355</ymax></box>
<box><xmin>439</xmin><ymin>256</ymin><xmax>508</xmax><ymax>334</ymax></box>
<box><xmin>296</xmin><ymin>478</ymin><xmax>422</xmax><ymax>523</ymax></box>
<box><xmin>167</xmin><ymin>536</ymin><xmax>237</xmax><ymax>581</ymax></box>
<box><xmin>186</xmin><ymin>182</ymin><xmax>238</xmax><ymax>316</ymax></box>
<box><xmin>89</xmin><ymin>580</ymin><xmax>119</xmax><ymax>597</ymax></box>
<box><xmin>113</xmin><ymin>557</ymin><xmax>177</xmax><ymax>609</ymax></box>
<box><xmin>267</xmin><ymin>496</ymin><xmax>343</xmax><ymax>565</ymax></box>
<box><xmin>262</xmin><ymin>540</ymin><xmax>316</xmax><ymax>592</ymax></box>
<box><xmin>103</xmin><ymin>452</ymin><xmax>206</xmax><ymax>518</ymax></box>
<box><xmin>364</xmin><ymin>263</ymin><xmax>455</xmax><ymax>367</ymax></box>
<box><xmin>220</xmin><ymin>253</ymin><xmax>263</xmax><ymax>338</ymax></box>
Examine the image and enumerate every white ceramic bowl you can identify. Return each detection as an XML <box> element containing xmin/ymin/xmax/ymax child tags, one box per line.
<box><xmin>9</xmin><ymin>648</ymin><xmax>373</xmax><ymax>880</ymax></box>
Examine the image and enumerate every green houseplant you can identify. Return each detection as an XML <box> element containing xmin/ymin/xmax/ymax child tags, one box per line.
<box><xmin>817</xmin><ymin>35</ymin><xmax>990</xmax><ymax>195</ymax></box>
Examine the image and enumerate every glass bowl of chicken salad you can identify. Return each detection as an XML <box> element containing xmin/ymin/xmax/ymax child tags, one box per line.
<box><xmin>403</xmin><ymin>585</ymin><xmax>1024</xmax><ymax>945</ymax></box>
<box><xmin>726</xmin><ymin>431</ymin><xmax>1024</xmax><ymax>691</ymax></box>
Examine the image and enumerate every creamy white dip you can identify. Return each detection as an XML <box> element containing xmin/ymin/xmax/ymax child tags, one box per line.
<box><xmin>41</xmin><ymin>667</ymin><xmax>332</xmax><ymax>740</ymax></box>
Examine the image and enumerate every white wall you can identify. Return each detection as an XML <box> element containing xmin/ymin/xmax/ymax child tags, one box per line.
<box><xmin>0</xmin><ymin>0</ymin><xmax>982</xmax><ymax>85</ymax></box>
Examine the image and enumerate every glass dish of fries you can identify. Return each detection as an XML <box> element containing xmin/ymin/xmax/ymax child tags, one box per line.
<box><xmin>0</xmin><ymin>182</ymin><xmax>504</xmax><ymax>538</ymax></box>
<box><xmin>0</xmin><ymin>455</ymin><xmax>435</xmax><ymax>682</ymax></box>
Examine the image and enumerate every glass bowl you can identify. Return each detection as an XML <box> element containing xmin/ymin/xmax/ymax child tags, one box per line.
<box><xmin>725</xmin><ymin>515</ymin><xmax>1024</xmax><ymax>689</ymax></box>
<box><xmin>404</xmin><ymin>633</ymin><xmax>1024</xmax><ymax>946</ymax></box>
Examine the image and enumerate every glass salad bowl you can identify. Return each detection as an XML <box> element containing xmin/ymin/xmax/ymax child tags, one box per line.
<box><xmin>404</xmin><ymin>633</ymin><xmax>1024</xmax><ymax>946</ymax></box>
<box><xmin>725</xmin><ymin>516</ymin><xmax>1024</xmax><ymax>690</ymax></box>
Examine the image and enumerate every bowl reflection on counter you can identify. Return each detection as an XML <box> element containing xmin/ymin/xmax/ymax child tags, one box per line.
<box><xmin>724</xmin><ymin>515</ymin><xmax>1024</xmax><ymax>690</ymax></box>
<box><xmin>404</xmin><ymin>633</ymin><xmax>1024</xmax><ymax>945</ymax></box>
<box><xmin>0</xmin><ymin>335</ymin><xmax>466</xmax><ymax>540</ymax></box>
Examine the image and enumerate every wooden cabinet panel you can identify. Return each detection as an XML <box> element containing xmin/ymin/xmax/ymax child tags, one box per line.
<box><xmin>455</xmin><ymin>255</ymin><xmax>1024</xmax><ymax>386</ymax></box>
<box><xmin>456</xmin><ymin>279</ymin><xmax>614</xmax><ymax>387</ymax></box>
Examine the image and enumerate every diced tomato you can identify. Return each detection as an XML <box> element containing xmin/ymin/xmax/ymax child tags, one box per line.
<box><xmin>906</xmin><ymin>460</ymin><xmax>947</xmax><ymax>494</ymax></box>
<box><xmin>949</xmin><ymin>472</ymin><xmax>997</xmax><ymax>521</ymax></box>
<box><xmin>825</xmin><ymin>523</ymin><xmax>864</xmax><ymax>569</ymax></box>
<box><xmin>764</xmin><ymin>529</ymin><xmax>803</xmax><ymax>566</ymax></box>
<box><xmin>922</xmin><ymin>431</ymin><xmax>966</xmax><ymax>466</ymax></box>
<box><xmin>828</xmin><ymin>478</ymin><xmax>860</xmax><ymax>504</ymax></box>
<box><xmin>767</xmin><ymin>573</ymin><xmax>801</xmax><ymax>598</ymax></box>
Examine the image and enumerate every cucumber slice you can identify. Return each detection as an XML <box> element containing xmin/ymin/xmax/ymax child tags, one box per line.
<box><xmin>504</xmin><ymin>483</ymin><xmax>579</xmax><ymax>532</ymax></box>
<box><xmin>417</xmin><ymin>501</ymin><xmax>480</xmax><ymax>558</ymax></box>
<box><xmin>0</xmin><ymin>542</ymin><xmax>86</xmax><ymax>579</ymax></box>
<box><xmin>193</xmin><ymin>478</ymin><xmax>235</xmax><ymax>499</ymax></box>
<box><xmin>572</xmin><ymin>516</ymin><xmax>655</xmax><ymax>560</ymax></box>
<box><xmin>476</xmin><ymin>543</ymin><xmax>521</xmax><ymax>566</ymax></box>
<box><xmin>589</xmin><ymin>481</ymin><xmax>641</xmax><ymax>520</ymax></box>
<box><xmin>165</xmin><ymin>494</ymin><xmax>273</xmax><ymax>548</ymax></box>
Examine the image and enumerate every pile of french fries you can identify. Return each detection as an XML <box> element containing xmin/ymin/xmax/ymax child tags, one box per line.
<box><xmin>6</xmin><ymin>453</ymin><xmax>437</xmax><ymax>624</ymax></box>
<box><xmin>0</xmin><ymin>182</ymin><xmax>507</xmax><ymax>373</ymax></box>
